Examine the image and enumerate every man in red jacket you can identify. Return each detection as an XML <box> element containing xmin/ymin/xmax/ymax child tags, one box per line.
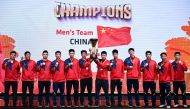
<box><xmin>110</xmin><ymin>49</ymin><xmax>124</xmax><ymax>107</ymax></box>
<box><xmin>158</xmin><ymin>52</ymin><xmax>174</xmax><ymax>108</ymax></box>
<box><xmin>36</xmin><ymin>50</ymin><xmax>51</xmax><ymax>107</ymax></box>
<box><xmin>50</xmin><ymin>51</ymin><xmax>65</xmax><ymax>107</ymax></box>
<box><xmin>140</xmin><ymin>51</ymin><xmax>157</xmax><ymax>107</ymax></box>
<box><xmin>172</xmin><ymin>52</ymin><xmax>188</xmax><ymax>108</ymax></box>
<box><xmin>79</xmin><ymin>50</ymin><xmax>93</xmax><ymax>107</ymax></box>
<box><xmin>20</xmin><ymin>51</ymin><xmax>36</xmax><ymax>107</ymax></box>
<box><xmin>94</xmin><ymin>51</ymin><xmax>110</xmax><ymax>107</ymax></box>
<box><xmin>2</xmin><ymin>51</ymin><xmax>20</xmax><ymax>107</ymax></box>
<box><xmin>64</xmin><ymin>49</ymin><xmax>80</xmax><ymax>107</ymax></box>
<box><xmin>124</xmin><ymin>48</ymin><xmax>140</xmax><ymax>107</ymax></box>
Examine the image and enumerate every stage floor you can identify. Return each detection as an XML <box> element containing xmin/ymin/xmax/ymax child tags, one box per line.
<box><xmin>0</xmin><ymin>94</ymin><xmax>190</xmax><ymax>108</ymax></box>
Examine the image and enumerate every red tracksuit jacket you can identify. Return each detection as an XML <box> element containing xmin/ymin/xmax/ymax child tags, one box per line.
<box><xmin>110</xmin><ymin>58</ymin><xmax>124</xmax><ymax>80</ymax></box>
<box><xmin>158</xmin><ymin>60</ymin><xmax>174</xmax><ymax>83</ymax></box>
<box><xmin>20</xmin><ymin>59</ymin><xmax>37</xmax><ymax>81</ymax></box>
<box><xmin>124</xmin><ymin>56</ymin><xmax>141</xmax><ymax>79</ymax></box>
<box><xmin>79</xmin><ymin>58</ymin><xmax>92</xmax><ymax>79</ymax></box>
<box><xmin>64</xmin><ymin>58</ymin><xmax>80</xmax><ymax>81</ymax></box>
<box><xmin>36</xmin><ymin>59</ymin><xmax>52</xmax><ymax>81</ymax></box>
<box><xmin>140</xmin><ymin>59</ymin><xmax>158</xmax><ymax>81</ymax></box>
<box><xmin>95</xmin><ymin>59</ymin><xmax>110</xmax><ymax>80</ymax></box>
<box><xmin>2</xmin><ymin>59</ymin><xmax>20</xmax><ymax>81</ymax></box>
<box><xmin>51</xmin><ymin>59</ymin><xmax>65</xmax><ymax>82</ymax></box>
<box><xmin>172</xmin><ymin>60</ymin><xmax>188</xmax><ymax>81</ymax></box>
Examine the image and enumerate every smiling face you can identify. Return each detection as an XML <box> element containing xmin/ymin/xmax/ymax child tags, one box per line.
<box><xmin>113</xmin><ymin>52</ymin><xmax>118</xmax><ymax>59</ymax></box>
<box><xmin>146</xmin><ymin>53</ymin><xmax>152</xmax><ymax>60</ymax></box>
<box><xmin>42</xmin><ymin>52</ymin><xmax>48</xmax><ymax>59</ymax></box>
<box><xmin>81</xmin><ymin>52</ymin><xmax>87</xmax><ymax>59</ymax></box>
<box><xmin>128</xmin><ymin>50</ymin><xmax>135</xmax><ymax>57</ymax></box>
<box><xmin>69</xmin><ymin>51</ymin><xmax>75</xmax><ymax>58</ymax></box>
<box><xmin>175</xmin><ymin>53</ymin><xmax>181</xmax><ymax>60</ymax></box>
<box><xmin>101</xmin><ymin>53</ymin><xmax>107</xmax><ymax>60</ymax></box>
<box><xmin>10</xmin><ymin>52</ymin><xmax>16</xmax><ymax>60</ymax></box>
<box><xmin>25</xmin><ymin>53</ymin><xmax>31</xmax><ymax>60</ymax></box>
<box><xmin>161</xmin><ymin>53</ymin><xmax>167</xmax><ymax>61</ymax></box>
<box><xmin>55</xmin><ymin>52</ymin><xmax>61</xmax><ymax>59</ymax></box>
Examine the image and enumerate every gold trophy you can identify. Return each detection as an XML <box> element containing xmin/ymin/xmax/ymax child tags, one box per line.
<box><xmin>89</xmin><ymin>38</ymin><xmax>98</xmax><ymax>59</ymax></box>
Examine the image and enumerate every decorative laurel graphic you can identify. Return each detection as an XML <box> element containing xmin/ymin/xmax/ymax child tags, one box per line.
<box><xmin>0</xmin><ymin>34</ymin><xmax>16</xmax><ymax>58</ymax></box>
<box><xmin>165</xmin><ymin>18</ymin><xmax>190</xmax><ymax>69</ymax></box>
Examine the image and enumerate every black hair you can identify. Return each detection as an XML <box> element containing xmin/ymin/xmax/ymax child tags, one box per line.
<box><xmin>145</xmin><ymin>51</ymin><xmax>152</xmax><ymax>55</ymax></box>
<box><xmin>24</xmin><ymin>51</ymin><xmax>31</xmax><ymax>56</ymax></box>
<box><xmin>101</xmin><ymin>51</ymin><xmax>107</xmax><ymax>55</ymax></box>
<box><xmin>112</xmin><ymin>49</ymin><xmax>118</xmax><ymax>54</ymax></box>
<box><xmin>69</xmin><ymin>49</ymin><xmax>75</xmax><ymax>53</ymax></box>
<box><xmin>160</xmin><ymin>52</ymin><xmax>167</xmax><ymax>57</ymax></box>
<box><xmin>128</xmin><ymin>48</ymin><xmax>134</xmax><ymax>52</ymax></box>
<box><xmin>81</xmin><ymin>50</ymin><xmax>87</xmax><ymax>54</ymax></box>
<box><xmin>55</xmin><ymin>51</ymin><xmax>61</xmax><ymax>54</ymax></box>
<box><xmin>42</xmin><ymin>50</ymin><xmax>48</xmax><ymax>54</ymax></box>
<box><xmin>10</xmin><ymin>51</ymin><xmax>16</xmax><ymax>55</ymax></box>
<box><xmin>174</xmin><ymin>52</ymin><xmax>181</xmax><ymax>55</ymax></box>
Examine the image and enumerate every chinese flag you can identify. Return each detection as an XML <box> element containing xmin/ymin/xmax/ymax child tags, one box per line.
<box><xmin>97</xmin><ymin>26</ymin><xmax>132</xmax><ymax>48</ymax></box>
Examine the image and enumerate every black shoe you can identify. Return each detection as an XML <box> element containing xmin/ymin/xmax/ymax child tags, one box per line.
<box><xmin>106</xmin><ymin>102</ymin><xmax>111</xmax><ymax>107</ymax></box>
<box><xmin>136</xmin><ymin>105</ymin><xmax>141</xmax><ymax>108</ymax></box>
<box><xmin>60</xmin><ymin>102</ymin><xmax>65</xmax><ymax>107</ymax></box>
<box><xmin>136</xmin><ymin>102</ymin><xmax>141</xmax><ymax>107</ymax></box>
<box><xmin>67</xmin><ymin>101</ymin><xmax>71</xmax><ymax>107</ymax></box>
<box><xmin>118</xmin><ymin>102</ymin><xmax>122</xmax><ymax>107</ymax></box>
<box><xmin>94</xmin><ymin>102</ymin><xmax>99</xmax><ymax>107</ymax></box>
<box><xmin>152</xmin><ymin>105</ymin><xmax>156</xmax><ymax>108</ymax></box>
<box><xmin>80</xmin><ymin>103</ymin><xmax>84</xmax><ymax>107</ymax></box>
<box><xmin>3</xmin><ymin>105</ymin><xmax>8</xmax><ymax>109</ymax></box>
<box><xmin>74</xmin><ymin>102</ymin><xmax>78</xmax><ymax>107</ymax></box>
<box><xmin>128</xmin><ymin>105</ymin><xmax>133</xmax><ymax>107</ymax></box>
<box><xmin>111</xmin><ymin>103</ymin><xmax>115</xmax><ymax>107</ymax></box>
<box><xmin>45</xmin><ymin>104</ymin><xmax>50</xmax><ymax>108</ymax></box>
<box><xmin>29</xmin><ymin>104</ymin><xmax>34</xmax><ymax>107</ymax></box>
<box><xmin>13</xmin><ymin>103</ymin><xmax>17</xmax><ymax>107</ymax></box>
<box><xmin>144</xmin><ymin>104</ymin><xmax>148</xmax><ymax>108</ymax></box>
<box><xmin>53</xmin><ymin>103</ymin><xmax>57</xmax><ymax>107</ymax></box>
<box><xmin>53</xmin><ymin>105</ymin><xmax>57</xmax><ymax>108</ymax></box>
<box><xmin>38</xmin><ymin>104</ymin><xmax>42</xmax><ymax>107</ymax></box>
<box><xmin>88</xmin><ymin>102</ymin><xmax>92</xmax><ymax>107</ymax></box>
<box><xmin>23</xmin><ymin>104</ymin><xmax>27</xmax><ymax>107</ymax></box>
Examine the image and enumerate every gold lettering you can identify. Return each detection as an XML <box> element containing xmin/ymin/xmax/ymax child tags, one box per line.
<box><xmin>61</xmin><ymin>4</ymin><xmax>70</xmax><ymax>17</ymax></box>
<box><xmin>92</xmin><ymin>7</ymin><xmax>100</xmax><ymax>16</ymax></box>
<box><xmin>107</xmin><ymin>6</ymin><xmax>115</xmax><ymax>17</ymax></box>
<box><xmin>115</xmin><ymin>5</ymin><xmax>124</xmax><ymax>18</ymax></box>
<box><xmin>123</xmin><ymin>4</ymin><xmax>132</xmax><ymax>19</ymax></box>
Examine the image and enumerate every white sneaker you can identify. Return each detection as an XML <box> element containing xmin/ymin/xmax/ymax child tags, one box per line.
<box><xmin>183</xmin><ymin>104</ymin><xmax>188</xmax><ymax>108</ymax></box>
<box><xmin>75</xmin><ymin>105</ymin><xmax>79</xmax><ymax>107</ymax></box>
<box><xmin>128</xmin><ymin>105</ymin><xmax>133</xmax><ymax>107</ymax></box>
<box><xmin>135</xmin><ymin>105</ymin><xmax>141</xmax><ymax>108</ymax></box>
<box><xmin>67</xmin><ymin>105</ymin><xmax>71</xmax><ymax>107</ymax></box>
<box><xmin>38</xmin><ymin>105</ymin><xmax>42</xmax><ymax>108</ymax></box>
<box><xmin>166</xmin><ymin>105</ymin><xmax>171</xmax><ymax>108</ymax></box>
<box><xmin>174</xmin><ymin>104</ymin><xmax>179</xmax><ymax>107</ymax></box>
<box><xmin>53</xmin><ymin>105</ymin><xmax>57</xmax><ymax>108</ymax></box>
<box><xmin>61</xmin><ymin>105</ymin><xmax>65</xmax><ymax>107</ymax></box>
<box><xmin>159</xmin><ymin>104</ymin><xmax>165</xmax><ymax>108</ymax></box>
<box><xmin>46</xmin><ymin>105</ymin><xmax>49</xmax><ymax>108</ymax></box>
<box><xmin>80</xmin><ymin>105</ymin><xmax>84</xmax><ymax>107</ymax></box>
<box><xmin>94</xmin><ymin>105</ymin><xmax>99</xmax><ymax>107</ymax></box>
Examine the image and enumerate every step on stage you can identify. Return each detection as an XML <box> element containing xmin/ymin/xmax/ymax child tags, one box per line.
<box><xmin>0</xmin><ymin>94</ymin><xmax>190</xmax><ymax>108</ymax></box>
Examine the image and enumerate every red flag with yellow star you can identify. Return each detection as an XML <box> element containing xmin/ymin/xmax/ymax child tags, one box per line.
<box><xmin>97</xmin><ymin>26</ymin><xmax>132</xmax><ymax>48</ymax></box>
